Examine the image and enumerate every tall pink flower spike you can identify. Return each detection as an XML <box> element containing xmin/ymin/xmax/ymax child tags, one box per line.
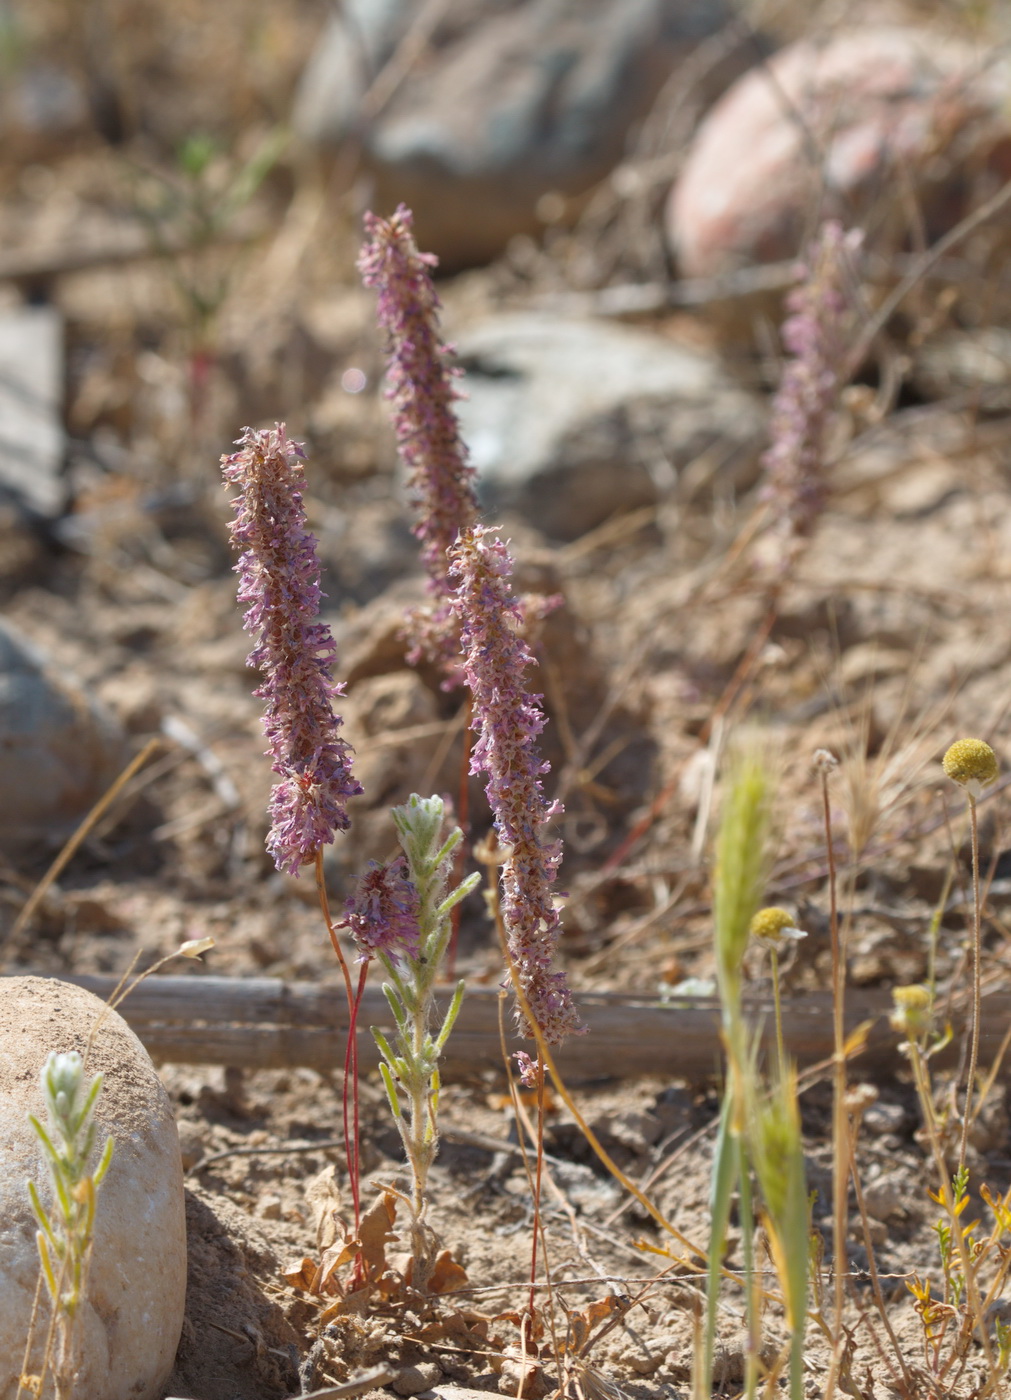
<box><xmin>449</xmin><ymin>525</ymin><xmax>584</xmax><ymax>1051</ymax></box>
<box><xmin>222</xmin><ymin>423</ymin><xmax>362</xmax><ymax>875</ymax></box>
<box><xmin>358</xmin><ymin>204</ymin><xmax>479</xmax><ymax>674</ymax></box>
<box><xmin>761</xmin><ymin>220</ymin><xmax>862</xmax><ymax>567</ymax></box>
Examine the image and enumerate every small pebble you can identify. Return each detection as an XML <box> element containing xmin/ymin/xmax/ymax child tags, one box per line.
<box><xmin>176</xmin><ymin>1122</ymin><xmax>206</xmax><ymax>1170</ymax></box>
<box><xmin>862</xmin><ymin>1101</ymin><xmax>910</xmax><ymax>1138</ymax></box>
<box><xmin>863</xmin><ymin>1175</ymin><xmax>906</xmax><ymax>1223</ymax></box>
<box><xmin>393</xmin><ymin>1361</ymin><xmax>444</xmax><ymax>1396</ymax></box>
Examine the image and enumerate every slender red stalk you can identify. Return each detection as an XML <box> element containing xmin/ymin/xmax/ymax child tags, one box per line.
<box><xmin>446</xmin><ymin>704</ymin><xmax>473</xmax><ymax>979</ymax></box>
<box><xmin>316</xmin><ymin>851</ymin><xmax>363</xmax><ymax>1237</ymax></box>
<box><xmin>529</xmin><ymin>1058</ymin><xmax>546</xmax><ymax>1317</ymax></box>
<box><xmin>346</xmin><ymin>962</ymin><xmax>370</xmax><ymax>1261</ymax></box>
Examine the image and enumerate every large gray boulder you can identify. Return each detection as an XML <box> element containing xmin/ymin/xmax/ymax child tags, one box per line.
<box><xmin>0</xmin><ymin>618</ymin><xmax>124</xmax><ymax>841</ymax></box>
<box><xmin>295</xmin><ymin>0</ymin><xmax>734</xmax><ymax>269</ymax></box>
<box><xmin>453</xmin><ymin>314</ymin><xmax>763</xmax><ymax>540</ymax></box>
<box><xmin>292</xmin><ymin>0</ymin><xmax>411</xmax><ymax>148</ymax></box>
<box><xmin>0</xmin><ymin>977</ymin><xmax>186</xmax><ymax>1400</ymax></box>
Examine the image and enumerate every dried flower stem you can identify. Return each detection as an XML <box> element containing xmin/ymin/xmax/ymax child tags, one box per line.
<box><xmin>770</xmin><ymin>948</ymin><xmax>786</xmax><ymax>1082</ymax></box>
<box><xmin>845</xmin><ymin>1100</ymin><xmax>912</xmax><ymax>1392</ymax></box>
<box><xmin>817</xmin><ymin>757</ymin><xmax>847</xmax><ymax>1400</ymax></box>
<box><xmin>960</xmin><ymin>795</ymin><xmax>983</xmax><ymax>1173</ymax></box>
<box><xmin>941</xmin><ymin>740</ymin><xmax>999</xmax><ymax>1172</ymax></box>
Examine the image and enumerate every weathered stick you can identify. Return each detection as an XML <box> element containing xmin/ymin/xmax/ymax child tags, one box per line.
<box><xmin>18</xmin><ymin>973</ymin><xmax>1008</xmax><ymax>1082</ymax></box>
<box><xmin>0</xmin><ymin>224</ymin><xmax>258</xmax><ymax>287</ymax></box>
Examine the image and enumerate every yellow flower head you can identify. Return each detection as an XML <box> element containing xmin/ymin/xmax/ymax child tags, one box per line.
<box><xmin>890</xmin><ymin>983</ymin><xmax>932</xmax><ymax>1037</ymax></box>
<box><xmin>749</xmin><ymin>906</ymin><xmax>806</xmax><ymax>951</ymax></box>
<box><xmin>942</xmin><ymin>738</ymin><xmax>998</xmax><ymax>800</ymax></box>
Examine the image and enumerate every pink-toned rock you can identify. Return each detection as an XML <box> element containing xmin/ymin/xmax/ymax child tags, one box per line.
<box><xmin>0</xmin><ymin>977</ymin><xmax>186</xmax><ymax>1400</ymax></box>
<box><xmin>668</xmin><ymin>27</ymin><xmax>1011</xmax><ymax>278</ymax></box>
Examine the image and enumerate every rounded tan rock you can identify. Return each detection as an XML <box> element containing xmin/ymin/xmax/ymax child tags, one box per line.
<box><xmin>0</xmin><ymin>976</ymin><xmax>186</xmax><ymax>1400</ymax></box>
<box><xmin>667</xmin><ymin>26</ymin><xmax>1011</xmax><ymax>280</ymax></box>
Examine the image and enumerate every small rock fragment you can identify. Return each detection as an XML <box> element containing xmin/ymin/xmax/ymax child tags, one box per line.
<box><xmin>861</xmin><ymin>1100</ymin><xmax>911</xmax><ymax>1139</ymax></box>
<box><xmin>176</xmin><ymin>1122</ymin><xmax>206</xmax><ymax>1171</ymax></box>
<box><xmin>394</xmin><ymin>1361</ymin><xmax>444</xmax><ymax>1396</ymax></box>
<box><xmin>0</xmin><ymin>306</ymin><xmax>65</xmax><ymax>518</ymax></box>
<box><xmin>863</xmin><ymin>1174</ymin><xmax>907</xmax><ymax>1223</ymax></box>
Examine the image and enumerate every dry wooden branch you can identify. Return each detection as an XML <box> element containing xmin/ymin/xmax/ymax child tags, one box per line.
<box><xmin>22</xmin><ymin>973</ymin><xmax>1011</xmax><ymax>1083</ymax></box>
<box><xmin>0</xmin><ymin>224</ymin><xmax>259</xmax><ymax>286</ymax></box>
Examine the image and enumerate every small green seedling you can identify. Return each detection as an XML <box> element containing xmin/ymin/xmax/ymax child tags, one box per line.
<box><xmin>363</xmin><ymin>795</ymin><xmax>479</xmax><ymax>1285</ymax></box>
<box><xmin>25</xmin><ymin>1051</ymin><xmax>114</xmax><ymax>1399</ymax></box>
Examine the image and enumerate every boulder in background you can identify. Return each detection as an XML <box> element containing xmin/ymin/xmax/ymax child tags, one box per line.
<box><xmin>0</xmin><ymin>617</ymin><xmax>125</xmax><ymax>842</ymax></box>
<box><xmin>296</xmin><ymin>0</ymin><xmax>735</xmax><ymax>269</ymax></box>
<box><xmin>668</xmin><ymin>27</ymin><xmax>1011</xmax><ymax>278</ymax></box>
<box><xmin>453</xmin><ymin>313</ymin><xmax>763</xmax><ymax>540</ymax></box>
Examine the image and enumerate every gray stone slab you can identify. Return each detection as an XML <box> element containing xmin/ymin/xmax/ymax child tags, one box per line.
<box><xmin>453</xmin><ymin>313</ymin><xmax>764</xmax><ymax>539</ymax></box>
<box><xmin>0</xmin><ymin>304</ymin><xmax>65</xmax><ymax>517</ymax></box>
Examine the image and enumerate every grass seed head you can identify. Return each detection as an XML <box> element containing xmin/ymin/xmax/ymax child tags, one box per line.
<box><xmin>713</xmin><ymin>745</ymin><xmax>776</xmax><ymax>1012</ymax></box>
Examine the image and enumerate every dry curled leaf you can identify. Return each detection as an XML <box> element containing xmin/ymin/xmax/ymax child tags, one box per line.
<box><xmin>281</xmin><ymin>1256</ymin><xmax>320</xmax><ymax>1292</ymax></box>
<box><xmin>428</xmin><ymin>1248</ymin><xmax>469</xmax><ymax>1294</ymax></box>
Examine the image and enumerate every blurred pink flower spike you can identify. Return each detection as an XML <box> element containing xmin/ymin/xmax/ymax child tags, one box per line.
<box><xmin>449</xmin><ymin>525</ymin><xmax>584</xmax><ymax>1050</ymax></box>
<box><xmin>221</xmin><ymin>423</ymin><xmax>362</xmax><ymax>875</ymax></box>
<box><xmin>358</xmin><ymin>203</ymin><xmax>479</xmax><ymax>674</ymax></box>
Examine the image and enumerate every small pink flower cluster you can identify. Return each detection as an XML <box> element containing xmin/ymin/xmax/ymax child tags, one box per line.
<box><xmin>761</xmin><ymin>220</ymin><xmax>862</xmax><ymax>564</ymax></box>
<box><xmin>357</xmin><ymin>204</ymin><xmax>479</xmax><ymax>672</ymax></box>
<box><xmin>344</xmin><ymin>857</ymin><xmax>421</xmax><ymax>965</ymax></box>
<box><xmin>221</xmin><ymin>424</ymin><xmax>362</xmax><ymax>875</ymax></box>
<box><xmin>449</xmin><ymin>525</ymin><xmax>583</xmax><ymax>1048</ymax></box>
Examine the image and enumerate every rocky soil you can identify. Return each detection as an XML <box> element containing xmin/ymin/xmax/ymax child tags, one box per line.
<box><xmin>4</xmin><ymin>2</ymin><xmax>1011</xmax><ymax>1397</ymax></box>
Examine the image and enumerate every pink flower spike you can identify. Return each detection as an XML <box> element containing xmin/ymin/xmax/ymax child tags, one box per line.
<box><xmin>221</xmin><ymin>423</ymin><xmax>362</xmax><ymax>875</ymax></box>
<box><xmin>449</xmin><ymin>525</ymin><xmax>584</xmax><ymax>1049</ymax></box>
<box><xmin>344</xmin><ymin>857</ymin><xmax>422</xmax><ymax>966</ymax></box>
<box><xmin>358</xmin><ymin>204</ymin><xmax>479</xmax><ymax>673</ymax></box>
<box><xmin>761</xmin><ymin>220</ymin><xmax>862</xmax><ymax>566</ymax></box>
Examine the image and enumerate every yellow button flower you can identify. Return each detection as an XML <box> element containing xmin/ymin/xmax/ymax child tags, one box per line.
<box><xmin>942</xmin><ymin>739</ymin><xmax>998</xmax><ymax>801</ymax></box>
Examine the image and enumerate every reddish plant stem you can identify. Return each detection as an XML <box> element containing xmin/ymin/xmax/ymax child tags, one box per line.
<box><xmin>315</xmin><ymin>850</ymin><xmax>363</xmax><ymax>1236</ymax></box>
<box><xmin>346</xmin><ymin>962</ymin><xmax>370</xmax><ymax>1241</ymax></box>
<box><xmin>446</xmin><ymin>703</ymin><xmax>473</xmax><ymax>979</ymax></box>
<box><xmin>529</xmin><ymin>1058</ymin><xmax>546</xmax><ymax>1319</ymax></box>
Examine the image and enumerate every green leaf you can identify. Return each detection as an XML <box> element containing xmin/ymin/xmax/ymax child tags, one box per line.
<box><xmin>435</xmin><ymin>980</ymin><xmax>466</xmax><ymax>1052</ymax></box>
<box><xmin>379</xmin><ymin>1062</ymin><xmax>401</xmax><ymax>1119</ymax></box>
